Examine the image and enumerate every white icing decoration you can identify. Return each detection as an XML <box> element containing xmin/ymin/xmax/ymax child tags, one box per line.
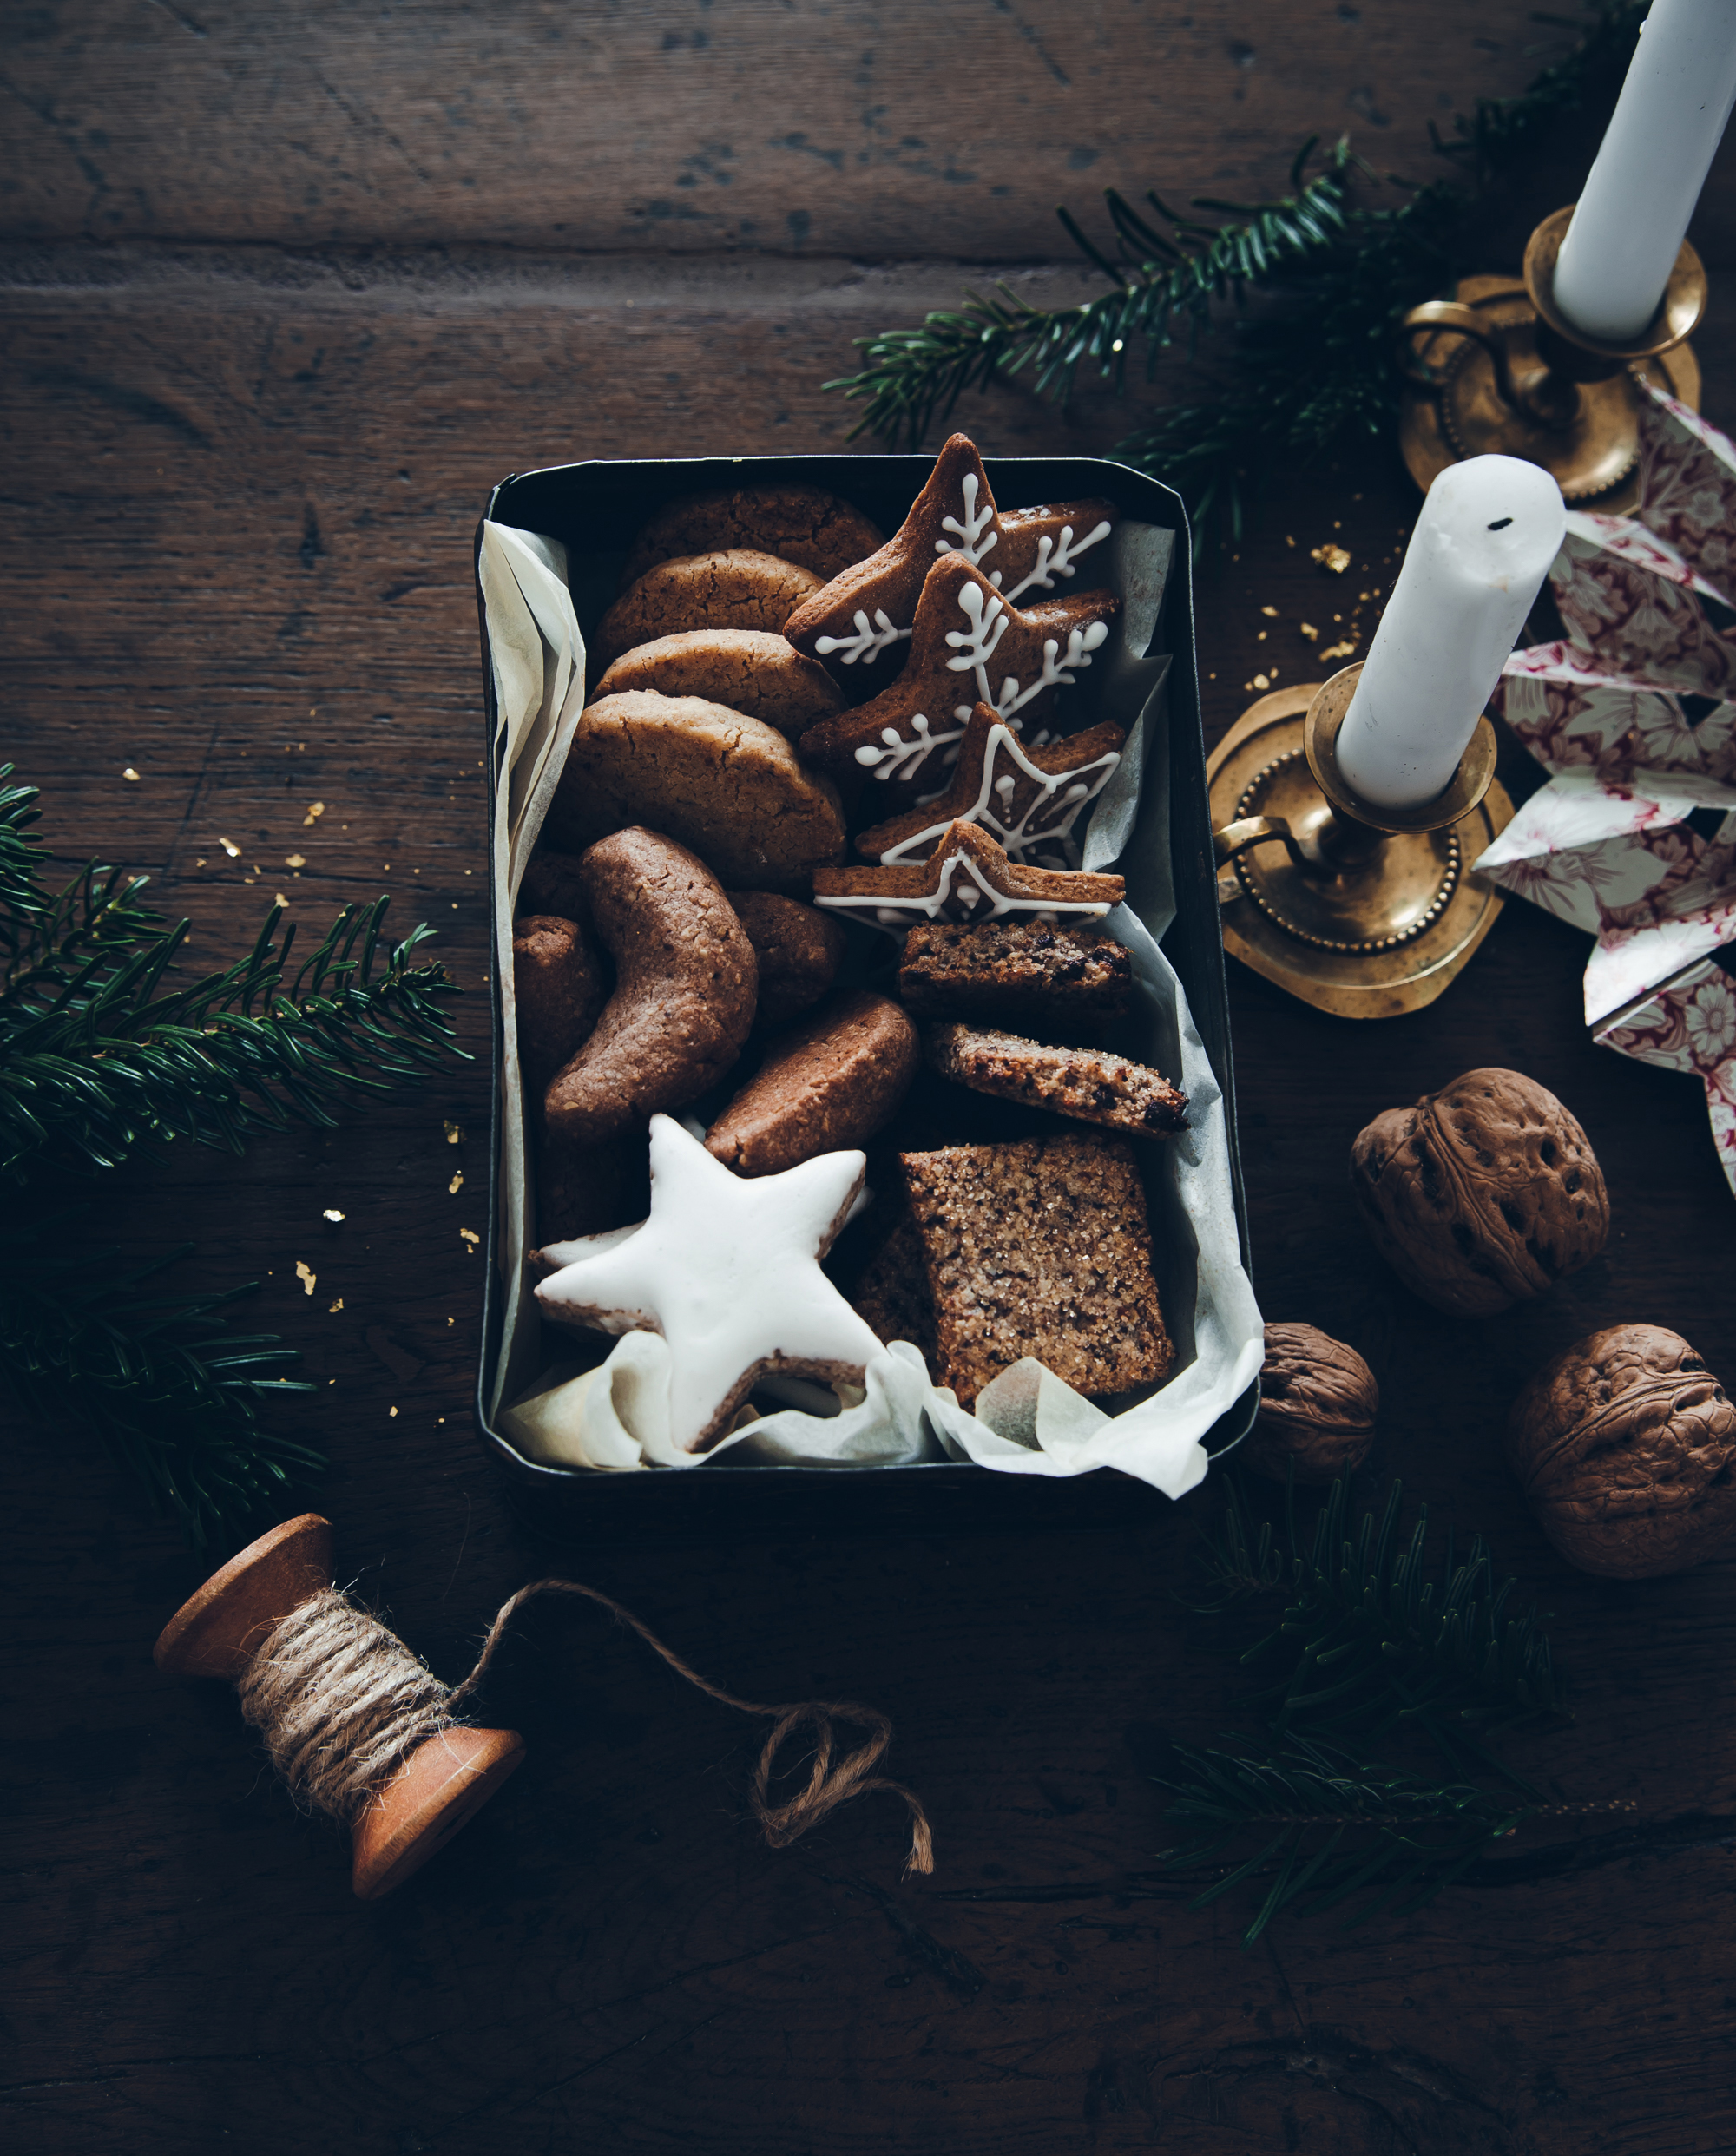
<box><xmin>814</xmin><ymin>840</ymin><xmax>1116</xmax><ymax>936</ymax></box>
<box><xmin>534</xmin><ymin>1116</ymin><xmax>884</xmax><ymax>1454</ymax></box>
<box><xmin>815</xmin><ymin>607</ymin><xmax>911</xmax><ymax>666</ymax></box>
<box><xmin>871</xmin><ymin>722</ymin><xmax>1121</xmax><ymax>868</ymax></box>
<box><xmin>944</xmin><ymin>582</ymin><xmax>1109</xmax><ymax>717</ymax></box>
<box><xmin>998</xmin><ymin>517</ymin><xmax>1115</xmax><ymax>606</ymax></box>
<box><xmin>933</xmin><ymin>470</ymin><xmax>998</xmax><ymax>565</ymax></box>
<box><xmin>851</xmin><ymin>703</ymin><xmax>973</xmax><ymax>784</ymax></box>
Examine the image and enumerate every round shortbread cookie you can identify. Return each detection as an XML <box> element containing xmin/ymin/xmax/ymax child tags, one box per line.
<box><xmin>591</xmin><ymin>629</ymin><xmax>844</xmax><ymax>742</ymax></box>
<box><xmin>591</xmin><ymin>550</ymin><xmax>822</xmax><ymax>674</ymax></box>
<box><xmin>620</xmin><ymin>484</ymin><xmax>884</xmax><ymax>589</ymax></box>
<box><xmin>546</xmin><ymin>690</ymin><xmax>846</xmax><ymax>891</ymax></box>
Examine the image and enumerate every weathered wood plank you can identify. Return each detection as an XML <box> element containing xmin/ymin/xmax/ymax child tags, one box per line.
<box><xmin>7</xmin><ymin>189</ymin><xmax>1736</xmax><ymax>2156</ymax></box>
<box><xmin>3</xmin><ymin>1</ymin><xmax>1577</xmax><ymax>257</ymax></box>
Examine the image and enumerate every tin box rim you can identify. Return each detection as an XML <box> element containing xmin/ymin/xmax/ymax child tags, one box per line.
<box><xmin>472</xmin><ymin>450</ymin><xmax>1256</xmax><ymax>1541</ymax></box>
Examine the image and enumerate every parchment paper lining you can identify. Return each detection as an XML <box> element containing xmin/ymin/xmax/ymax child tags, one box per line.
<box><xmin>478</xmin><ymin>516</ymin><xmax>1262</xmax><ymax>1495</ymax></box>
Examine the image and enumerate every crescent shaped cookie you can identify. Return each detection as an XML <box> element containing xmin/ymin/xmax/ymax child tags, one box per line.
<box><xmin>620</xmin><ymin>483</ymin><xmax>884</xmax><ymax>588</ymax></box>
<box><xmin>706</xmin><ymin>990</ymin><xmax>920</xmax><ymax>1177</ymax></box>
<box><xmin>543</xmin><ymin>827</ymin><xmax>758</xmax><ymax>1146</ymax></box>
<box><xmin>545</xmin><ymin>690</ymin><xmax>847</xmax><ymax>890</ymax></box>
<box><xmin>591</xmin><ymin>549</ymin><xmax>823</xmax><ymax>673</ymax></box>
<box><xmin>727</xmin><ymin>891</ymin><xmax>847</xmax><ymax>1026</ymax></box>
<box><xmin>590</xmin><ymin>629</ymin><xmax>845</xmax><ymax>741</ymax></box>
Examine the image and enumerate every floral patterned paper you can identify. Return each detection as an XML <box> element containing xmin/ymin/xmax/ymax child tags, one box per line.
<box><xmin>1595</xmin><ymin>959</ymin><xmax>1736</xmax><ymax>1197</ymax></box>
<box><xmin>1476</xmin><ymin>381</ymin><xmax>1736</xmax><ymax>1191</ymax></box>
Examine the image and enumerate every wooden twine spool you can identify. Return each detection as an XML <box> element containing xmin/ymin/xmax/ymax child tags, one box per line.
<box><xmin>156</xmin><ymin>1513</ymin><xmax>933</xmax><ymax>1901</ymax></box>
<box><xmin>154</xmin><ymin>1514</ymin><xmax>524</xmax><ymax>1900</ymax></box>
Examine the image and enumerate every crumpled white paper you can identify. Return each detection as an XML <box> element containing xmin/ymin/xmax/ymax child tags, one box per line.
<box><xmin>478</xmin><ymin>512</ymin><xmax>1262</xmax><ymax>1490</ymax></box>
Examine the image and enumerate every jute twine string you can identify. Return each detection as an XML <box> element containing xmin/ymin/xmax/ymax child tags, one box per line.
<box><xmin>237</xmin><ymin>1577</ymin><xmax>934</xmax><ymax>1877</ymax></box>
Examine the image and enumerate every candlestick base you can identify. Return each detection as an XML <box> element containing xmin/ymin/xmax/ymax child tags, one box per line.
<box><xmin>1398</xmin><ymin>207</ymin><xmax>1706</xmax><ymax>508</ymax></box>
<box><xmin>1207</xmin><ymin>668</ymin><xmax>1513</xmax><ymax>1020</ymax></box>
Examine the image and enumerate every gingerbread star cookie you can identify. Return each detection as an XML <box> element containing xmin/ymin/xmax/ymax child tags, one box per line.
<box><xmin>534</xmin><ymin>1114</ymin><xmax>884</xmax><ymax>1453</ymax></box>
<box><xmin>853</xmin><ymin>703</ymin><xmax>1125</xmax><ymax>869</ymax></box>
<box><xmin>812</xmin><ymin>818</ymin><xmax>1124</xmax><ymax>936</ymax></box>
<box><xmin>796</xmin><ymin>554</ymin><xmax>1120</xmax><ymax>791</ymax></box>
<box><xmin>784</xmin><ymin>434</ymin><xmax>1118</xmax><ymax>668</ymax></box>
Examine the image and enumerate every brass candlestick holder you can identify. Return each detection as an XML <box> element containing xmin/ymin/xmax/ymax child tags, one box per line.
<box><xmin>1399</xmin><ymin>203</ymin><xmax>1706</xmax><ymax>507</ymax></box>
<box><xmin>1207</xmin><ymin>664</ymin><xmax>1514</xmax><ymax>1019</ymax></box>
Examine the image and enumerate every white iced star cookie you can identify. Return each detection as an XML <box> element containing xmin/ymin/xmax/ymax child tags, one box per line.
<box><xmin>533</xmin><ymin>1114</ymin><xmax>885</xmax><ymax>1454</ymax></box>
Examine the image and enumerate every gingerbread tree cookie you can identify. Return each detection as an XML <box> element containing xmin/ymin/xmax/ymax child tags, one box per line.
<box><xmin>796</xmin><ymin>555</ymin><xmax>1119</xmax><ymax>791</ymax></box>
<box><xmin>784</xmin><ymin>435</ymin><xmax>1117</xmax><ymax>668</ymax></box>
<box><xmin>853</xmin><ymin>702</ymin><xmax>1125</xmax><ymax>869</ymax></box>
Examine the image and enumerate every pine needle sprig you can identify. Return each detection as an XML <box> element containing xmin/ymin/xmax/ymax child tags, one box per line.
<box><xmin>1197</xmin><ymin>1472</ymin><xmax>1562</xmax><ymax>1774</ymax></box>
<box><xmin>1</xmin><ymin>768</ymin><xmax>470</xmax><ymax>1541</ymax></box>
<box><xmin>1</xmin><ymin>777</ymin><xmax>467</xmax><ymax>1181</ymax></box>
<box><xmin>1151</xmin><ymin>1727</ymin><xmax>1535</xmax><ymax>1942</ymax></box>
<box><xmin>825</xmin><ymin>3</ymin><xmax>1650</xmax><ymax>543</ymax></box>
<box><xmin>825</xmin><ymin>138</ymin><xmax>1357</xmax><ymax>450</ymax></box>
<box><xmin>0</xmin><ymin>1213</ymin><xmax>321</xmax><ymax>1546</ymax></box>
<box><xmin>1146</xmin><ymin>1472</ymin><xmax>1568</xmax><ymax>1943</ymax></box>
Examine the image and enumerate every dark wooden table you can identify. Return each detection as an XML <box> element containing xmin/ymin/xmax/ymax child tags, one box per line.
<box><xmin>7</xmin><ymin>9</ymin><xmax>1736</xmax><ymax>2152</ymax></box>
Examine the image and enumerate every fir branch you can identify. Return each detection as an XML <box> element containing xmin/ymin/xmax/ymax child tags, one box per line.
<box><xmin>826</xmin><ymin>3</ymin><xmax>1650</xmax><ymax>542</ymax></box>
<box><xmin>826</xmin><ymin>141</ymin><xmax>1357</xmax><ymax>450</ymax></box>
<box><xmin>1197</xmin><ymin>1472</ymin><xmax>1562</xmax><ymax>1771</ymax></box>
<box><xmin>1</xmin><ymin>768</ymin><xmax>471</xmax><ymax>1542</ymax></box>
<box><xmin>0</xmin><ymin>1215</ymin><xmax>321</xmax><ymax>1547</ymax></box>
<box><xmin>1153</xmin><ymin>1728</ymin><xmax>1534</xmax><ymax>1942</ymax></box>
<box><xmin>1</xmin><ymin>861</ymin><xmax>467</xmax><ymax>1180</ymax></box>
<box><xmin>1146</xmin><ymin>1472</ymin><xmax>1568</xmax><ymax>1943</ymax></box>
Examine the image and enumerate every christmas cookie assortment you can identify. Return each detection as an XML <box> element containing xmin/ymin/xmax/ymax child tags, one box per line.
<box><xmin>476</xmin><ymin>443</ymin><xmax>1264</xmax><ymax>1491</ymax></box>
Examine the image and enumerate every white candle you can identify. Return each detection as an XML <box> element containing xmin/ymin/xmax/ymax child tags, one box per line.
<box><xmin>1336</xmin><ymin>457</ymin><xmax>1564</xmax><ymax>812</ymax></box>
<box><xmin>1552</xmin><ymin>0</ymin><xmax>1736</xmax><ymax>344</ymax></box>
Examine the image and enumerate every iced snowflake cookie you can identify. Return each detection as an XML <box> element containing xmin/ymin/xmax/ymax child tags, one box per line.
<box><xmin>795</xmin><ymin>554</ymin><xmax>1119</xmax><ymax>791</ymax></box>
<box><xmin>534</xmin><ymin>1114</ymin><xmax>886</xmax><ymax>1453</ymax></box>
<box><xmin>853</xmin><ymin>702</ymin><xmax>1124</xmax><ymax>869</ymax></box>
<box><xmin>925</xmin><ymin>1022</ymin><xmax>1187</xmax><ymax>1140</ymax></box>
<box><xmin>546</xmin><ymin>690</ymin><xmax>846</xmax><ymax>890</ymax></box>
<box><xmin>784</xmin><ymin>434</ymin><xmax>1117</xmax><ymax>670</ymax></box>
<box><xmin>591</xmin><ymin>550</ymin><xmax>823</xmax><ymax>674</ymax></box>
<box><xmin>543</xmin><ymin>827</ymin><xmax>758</xmax><ymax>1146</ymax></box>
<box><xmin>812</xmin><ymin>818</ymin><xmax>1122</xmax><ymax>936</ymax></box>
<box><xmin>589</xmin><ymin>629</ymin><xmax>845</xmax><ymax>741</ymax></box>
<box><xmin>620</xmin><ymin>483</ymin><xmax>884</xmax><ymax>589</ymax></box>
<box><xmin>899</xmin><ymin>1134</ymin><xmax>1173</xmax><ymax>1409</ymax></box>
<box><xmin>726</xmin><ymin>891</ymin><xmax>847</xmax><ymax>1027</ymax></box>
<box><xmin>706</xmin><ymin>989</ymin><xmax>920</xmax><ymax>1178</ymax></box>
<box><xmin>512</xmin><ymin>913</ymin><xmax>608</xmax><ymax>1094</ymax></box>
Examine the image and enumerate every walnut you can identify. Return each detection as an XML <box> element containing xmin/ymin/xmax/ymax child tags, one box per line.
<box><xmin>1350</xmin><ymin>1067</ymin><xmax>1608</xmax><ymax>1318</ymax></box>
<box><xmin>1241</xmin><ymin>1322</ymin><xmax>1378</xmax><ymax>1482</ymax></box>
<box><xmin>1507</xmin><ymin>1324</ymin><xmax>1736</xmax><ymax>1578</ymax></box>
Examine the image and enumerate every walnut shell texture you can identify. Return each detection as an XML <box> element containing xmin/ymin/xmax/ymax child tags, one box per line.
<box><xmin>1350</xmin><ymin>1068</ymin><xmax>1608</xmax><ymax>1318</ymax></box>
<box><xmin>1242</xmin><ymin>1322</ymin><xmax>1378</xmax><ymax>1482</ymax></box>
<box><xmin>1507</xmin><ymin>1324</ymin><xmax>1736</xmax><ymax>1579</ymax></box>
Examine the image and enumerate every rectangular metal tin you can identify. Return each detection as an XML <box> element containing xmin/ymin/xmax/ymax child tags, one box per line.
<box><xmin>474</xmin><ymin>452</ymin><xmax>1256</xmax><ymax>1541</ymax></box>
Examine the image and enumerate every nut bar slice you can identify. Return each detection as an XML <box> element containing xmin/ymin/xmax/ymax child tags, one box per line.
<box><xmin>926</xmin><ymin>1022</ymin><xmax>1187</xmax><ymax>1140</ymax></box>
<box><xmin>899</xmin><ymin>1134</ymin><xmax>1173</xmax><ymax>1409</ymax></box>
<box><xmin>898</xmin><ymin>918</ymin><xmax>1132</xmax><ymax>1022</ymax></box>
